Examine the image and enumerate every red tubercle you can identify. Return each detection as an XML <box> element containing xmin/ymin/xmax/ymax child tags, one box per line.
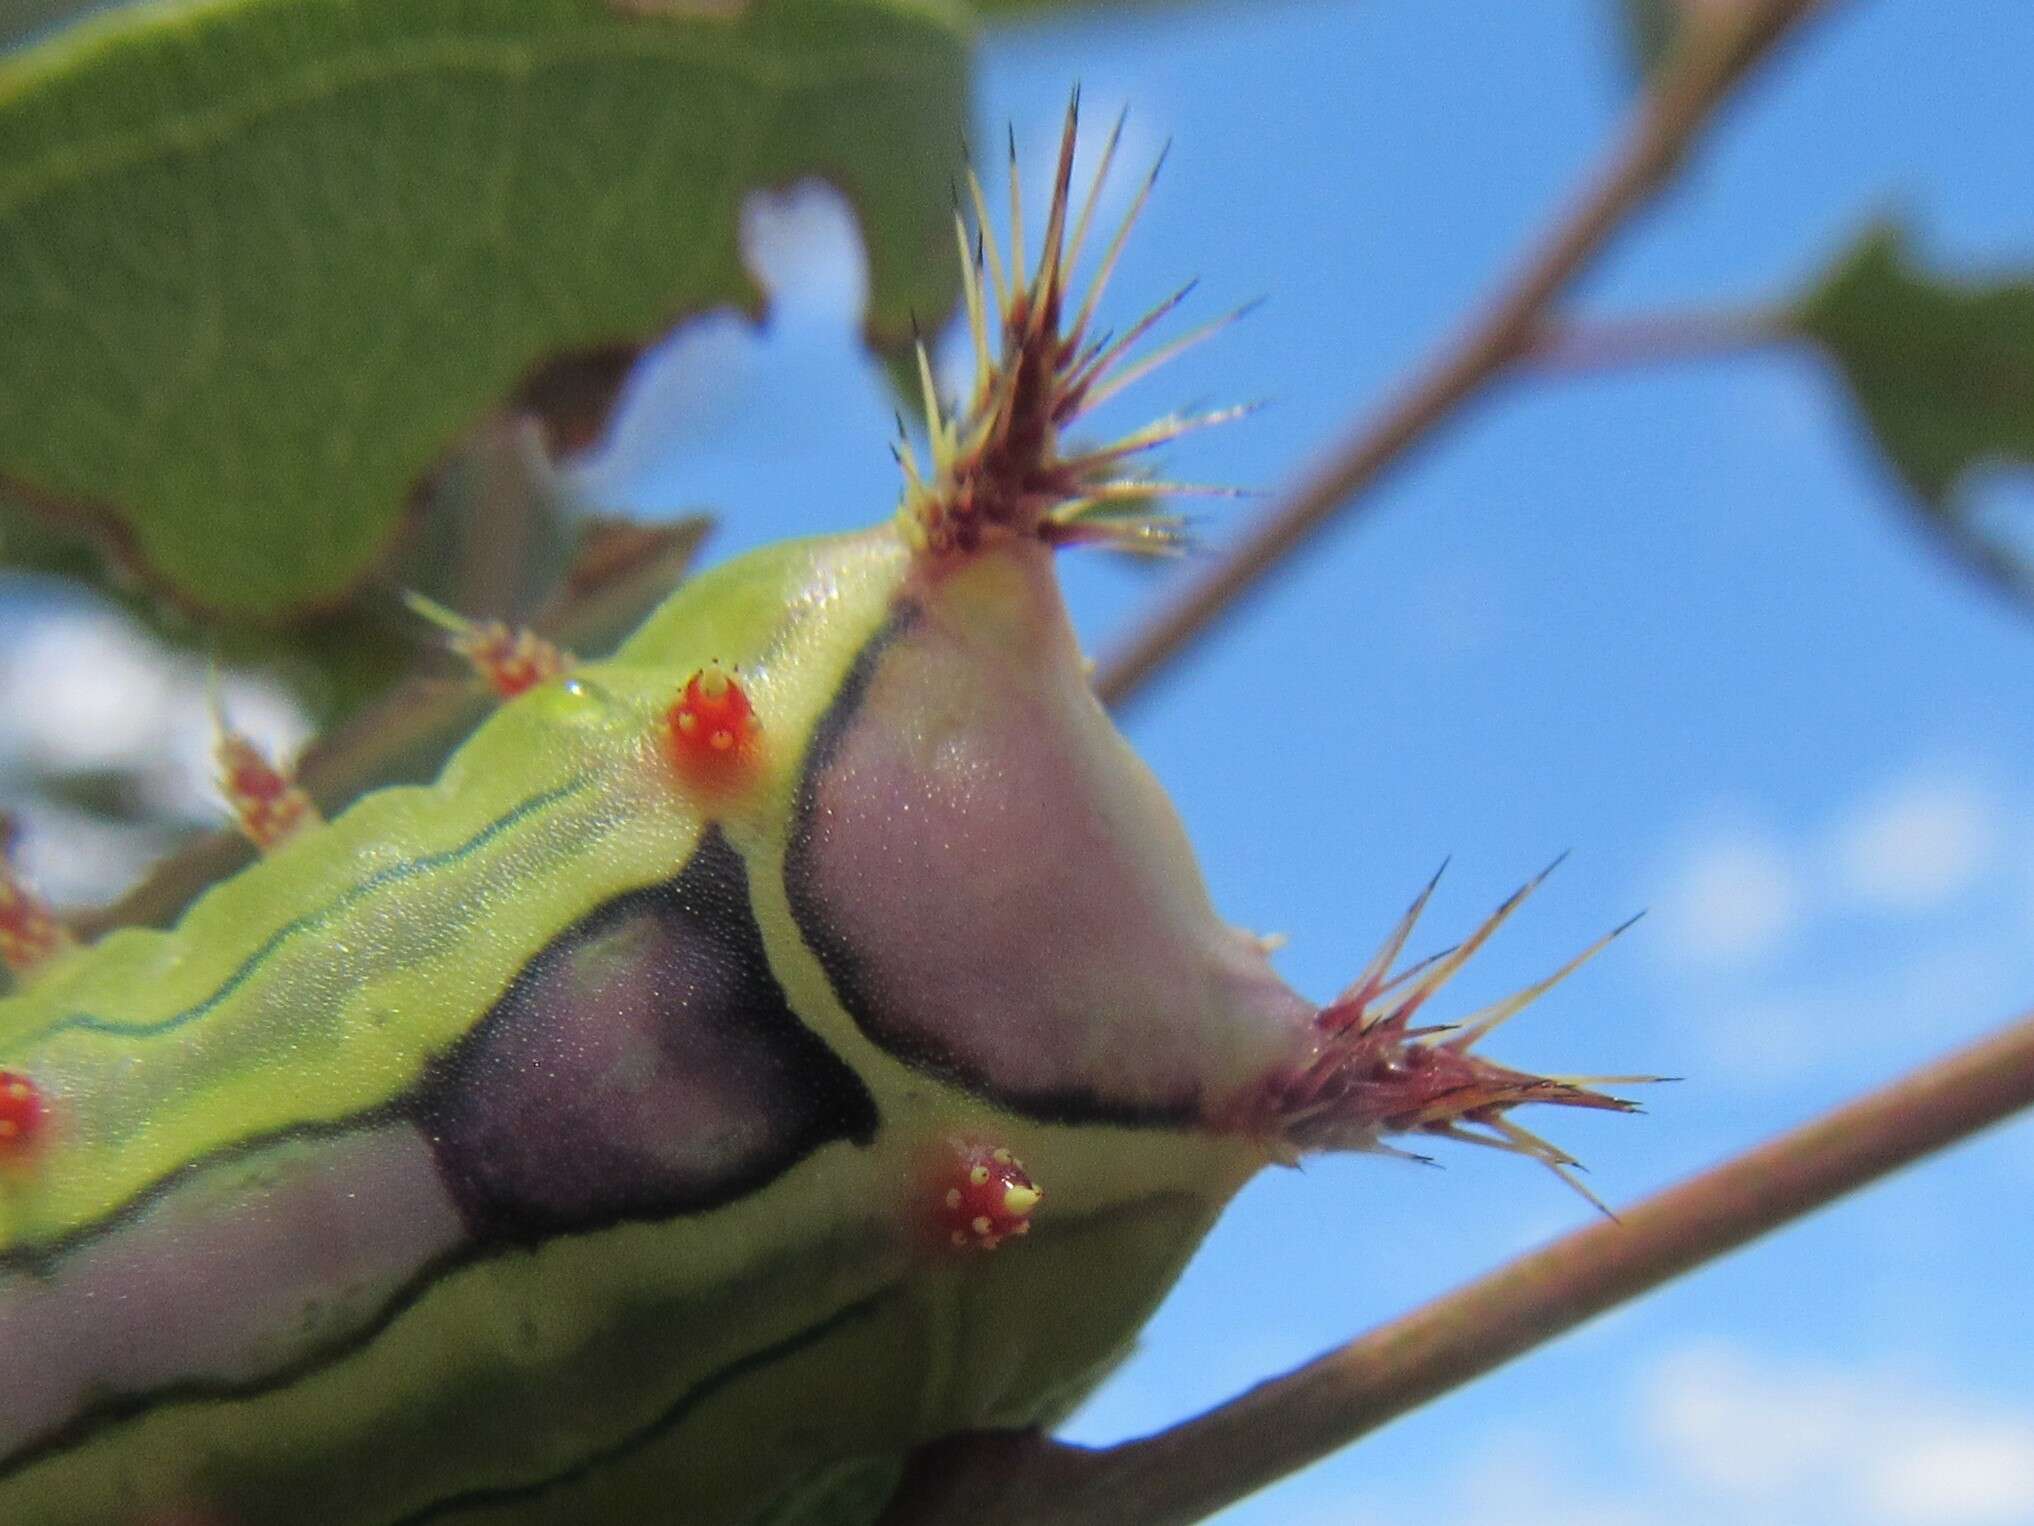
<box><xmin>663</xmin><ymin>664</ymin><xmax>763</xmax><ymax>790</ymax></box>
<box><xmin>0</xmin><ymin>1070</ymin><xmax>48</xmax><ymax>1161</ymax></box>
<box><xmin>458</xmin><ymin>622</ymin><xmax>572</xmax><ymax>700</ymax></box>
<box><xmin>214</xmin><ymin>729</ymin><xmax>318</xmax><ymax>853</ymax></box>
<box><xmin>932</xmin><ymin>1140</ymin><xmax>1041</xmax><ymax>1253</ymax></box>
<box><xmin>404</xmin><ymin>593</ymin><xmax>573</xmax><ymax>700</ymax></box>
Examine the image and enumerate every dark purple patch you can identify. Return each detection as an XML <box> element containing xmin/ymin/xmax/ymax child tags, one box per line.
<box><xmin>418</xmin><ymin>828</ymin><xmax>877</xmax><ymax>1242</ymax></box>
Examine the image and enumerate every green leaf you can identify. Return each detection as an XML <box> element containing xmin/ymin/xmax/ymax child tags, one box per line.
<box><xmin>3</xmin><ymin>420</ymin><xmax>583</xmax><ymax>726</ymax></box>
<box><xmin>0</xmin><ymin>0</ymin><xmax>967</xmax><ymax>621</ymax></box>
<box><xmin>1795</xmin><ymin>222</ymin><xmax>2034</xmax><ymax>595</ymax></box>
<box><xmin>1</xmin><ymin>0</ymin><xmax>97</xmax><ymax>51</ymax></box>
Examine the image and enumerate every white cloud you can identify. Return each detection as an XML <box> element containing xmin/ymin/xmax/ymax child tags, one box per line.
<box><xmin>1645</xmin><ymin>1342</ymin><xmax>2034</xmax><ymax>1525</ymax></box>
<box><xmin>0</xmin><ymin>601</ymin><xmax>311</xmax><ymax>903</ymax></box>
<box><xmin>1448</xmin><ymin>1430</ymin><xmax>1652</xmax><ymax>1526</ymax></box>
<box><xmin>1872</xmin><ymin>1426</ymin><xmax>2034</xmax><ymax>1524</ymax></box>
<box><xmin>7</xmin><ymin>799</ymin><xmax>178</xmax><ymax>908</ymax></box>
<box><xmin>1830</xmin><ymin>776</ymin><xmax>1996</xmax><ymax>912</ymax></box>
<box><xmin>1654</xmin><ymin>827</ymin><xmax>1800</xmax><ymax>965</ymax></box>
<box><xmin>0</xmin><ymin>608</ymin><xmax>178</xmax><ymax>772</ymax></box>
<box><xmin>1690</xmin><ymin>990</ymin><xmax>1835</xmax><ymax>1087</ymax></box>
<box><xmin>1650</xmin><ymin>771</ymin><xmax>2019</xmax><ymax>984</ymax></box>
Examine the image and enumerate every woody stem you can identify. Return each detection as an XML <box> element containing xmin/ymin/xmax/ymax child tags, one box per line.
<box><xmin>1094</xmin><ymin>0</ymin><xmax>1841</xmax><ymax>710</ymax></box>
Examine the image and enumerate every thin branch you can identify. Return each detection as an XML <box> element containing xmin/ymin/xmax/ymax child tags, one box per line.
<box><xmin>1529</xmin><ymin>307</ymin><xmax>2034</xmax><ymax>618</ymax></box>
<box><xmin>1522</xmin><ymin>304</ymin><xmax>1793</xmax><ymax>373</ymax></box>
<box><xmin>882</xmin><ymin>1000</ymin><xmax>2034</xmax><ymax>1526</ymax></box>
<box><xmin>1532</xmin><ymin>307</ymin><xmax>2034</xmax><ymax>617</ymax></box>
<box><xmin>1093</xmin><ymin>0</ymin><xmax>1841</xmax><ymax>710</ymax></box>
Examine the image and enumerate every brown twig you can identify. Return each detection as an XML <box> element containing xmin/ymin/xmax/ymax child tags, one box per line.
<box><xmin>1526</xmin><ymin>307</ymin><xmax>2034</xmax><ymax>617</ymax></box>
<box><xmin>1093</xmin><ymin>0</ymin><xmax>1840</xmax><ymax>709</ymax></box>
<box><xmin>1523</xmin><ymin>304</ymin><xmax>1792</xmax><ymax>373</ymax></box>
<box><xmin>883</xmin><ymin>1001</ymin><xmax>2034</xmax><ymax>1526</ymax></box>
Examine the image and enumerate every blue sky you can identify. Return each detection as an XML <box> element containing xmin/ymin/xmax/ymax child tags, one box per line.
<box><xmin>4</xmin><ymin>1</ymin><xmax>2032</xmax><ymax>1522</ymax></box>
<box><xmin>585</xmin><ymin>1</ymin><xmax>2034</xmax><ymax>1520</ymax></box>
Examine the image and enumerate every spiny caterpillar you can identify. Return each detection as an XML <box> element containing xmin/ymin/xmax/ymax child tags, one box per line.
<box><xmin>0</xmin><ymin>100</ymin><xmax>1648</xmax><ymax>1526</ymax></box>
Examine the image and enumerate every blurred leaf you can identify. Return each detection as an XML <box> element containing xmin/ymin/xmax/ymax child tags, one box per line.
<box><xmin>0</xmin><ymin>484</ymin><xmax>417</xmax><ymax>721</ymax></box>
<box><xmin>20</xmin><ymin>765</ymin><xmax>156</xmax><ymax>826</ymax></box>
<box><xmin>2</xmin><ymin>420</ymin><xmax>582</xmax><ymax>726</ymax></box>
<box><xmin>0</xmin><ymin>0</ymin><xmax>102</xmax><ymax>50</ymax></box>
<box><xmin>1795</xmin><ymin>222</ymin><xmax>2034</xmax><ymax>596</ymax></box>
<box><xmin>0</xmin><ymin>0</ymin><xmax>966</xmax><ymax>622</ymax></box>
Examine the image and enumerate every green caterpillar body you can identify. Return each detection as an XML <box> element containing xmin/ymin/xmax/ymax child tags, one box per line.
<box><xmin>0</xmin><ymin>105</ymin><xmax>1636</xmax><ymax>1525</ymax></box>
<box><xmin>0</xmin><ymin>524</ymin><xmax>1268</xmax><ymax>1524</ymax></box>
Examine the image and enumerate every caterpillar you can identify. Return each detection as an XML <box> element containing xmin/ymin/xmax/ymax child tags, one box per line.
<box><xmin>0</xmin><ymin>99</ymin><xmax>1643</xmax><ymax>1526</ymax></box>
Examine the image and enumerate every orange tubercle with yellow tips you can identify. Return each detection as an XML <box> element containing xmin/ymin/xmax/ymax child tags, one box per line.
<box><xmin>934</xmin><ymin>1141</ymin><xmax>1042</xmax><ymax>1252</ymax></box>
<box><xmin>456</xmin><ymin>621</ymin><xmax>572</xmax><ymax>700</ymax></box>
<box><xmin>664</xmin><ymin>664</ymin><xmax>763</xmax><ymax>791</ymax></box>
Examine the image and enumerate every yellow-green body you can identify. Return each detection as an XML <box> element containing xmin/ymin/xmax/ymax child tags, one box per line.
<box><xmin>0</xmin><ymin>525</ymin><xmax>1272</xmax><ymax>1525</ymax></box>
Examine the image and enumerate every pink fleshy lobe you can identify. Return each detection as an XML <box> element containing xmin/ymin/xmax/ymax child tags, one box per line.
<box><xmin>792</xmin><ymin>542</ymin><xmax>1313</xmax><ymax>1123</ymax></box>
<box><xmin>820</xmin><ymin>92</ymin><xmax>1650</xmax><ymax>1203</ymax></box>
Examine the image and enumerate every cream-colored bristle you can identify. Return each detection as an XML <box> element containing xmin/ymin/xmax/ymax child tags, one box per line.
<box><xmin>899</xmin><ymin>90</ymin><xmax>1252</xmax><ymax>558</ymax></box>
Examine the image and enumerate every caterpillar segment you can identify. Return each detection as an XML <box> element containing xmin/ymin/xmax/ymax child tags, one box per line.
<box><xmin>0</xmin><ymin>95</ymin><xmax>1647</xmax><ymax>1526</ymax></box>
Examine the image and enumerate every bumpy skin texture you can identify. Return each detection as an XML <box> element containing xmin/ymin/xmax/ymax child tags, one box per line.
<box><xmin>0</xmin><ymin>525</ymin><xmax>1295</xmax><ymax>1524</ymax></box>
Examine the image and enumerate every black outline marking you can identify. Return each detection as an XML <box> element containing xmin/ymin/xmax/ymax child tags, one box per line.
<box><xmin>416</xmin><ymin>826</ymin><xmax>879</xmax><ymax>1242</ymax></box>
<box><xmin>0</xmin><ymin>781</ymin><xmax>596</xmax><ymax>1276</ymax></box>
<box><xmin>0</xmin><ymin>832</ymin><xmax>878</xmax><ymax>1483</ymax></box>
<box><xmin>783</xmin><ymin>603</ymin><xmax>1196</xmax><ymax>1131</ymax></box>
<box><xmin>21</xmin><ymin>780</ymin><xmax>590</xmax><ymax>1046</ymax></box>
